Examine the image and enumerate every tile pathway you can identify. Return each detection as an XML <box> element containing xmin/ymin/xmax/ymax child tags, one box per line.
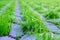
<box><xmin>0</xmin><ymin>0</ymin><xmax>60</xmax><ymax>40</ymax></box>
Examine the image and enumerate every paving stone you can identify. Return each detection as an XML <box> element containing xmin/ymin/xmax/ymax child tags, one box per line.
<box><xmin>14</xmin><ymin>0</ymin><xmax>22</xmax><ymax>23</ymax></box>
<box><xmin>45</xmin><ymin>21</ymin><xmax>60</xmax><ymax>34</ymax></box>
<box><xmin>14</xmin><ymin>16</ymin><xmax>21</xmax><ymax>23</ymax></box>
<box><xmin>20</xmin><ymin>35</ymin><xmax>36</xmax><ymax>40</ymax></box>
<box><xmin>40</xmin><ymin>14</ymin><xmax>60</xmax><ymax>34</ymax></box>
<box><xmin>0</xmin><ymin>36</ymin><xmax>15</xmax><ymax>40</ymax></box>
<box><xmin>9</xmin><ymin>24</ymin><xmax>24</xmax><ymax>37</ymax></box>
<box><xmin>14</xmin><ymin>0</ymin><xmax>21</xmax><ymax>17</ymax></box>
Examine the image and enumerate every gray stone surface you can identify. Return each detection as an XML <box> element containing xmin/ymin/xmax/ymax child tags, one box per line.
<box><xmin>9</xmin><ymin>24</ymin><xmax>23</xmax><ymax>37</ymax></box>
<box><xmin>45</xmin><ymin>21</ymin><xmax>60</xmax><ymax>34</ymax></box>
<box><xmin>14</xmin><ymin>0</ymin><xmax>21</xmax><ymax>17</ymax></box>
<box><xmin>14</xmin><ymin>0</ymin><xmax>22</xmax><ymax>23</ymax></box>
<box><xmin>0</xmin><ymin>36</ymin><xmax>15</xmax><ymax>40</ymax></box>
<box><xmin>14</xmin><ymin>16</ymin><xmax>21</xmax><ymax>23</ymax></box>
<box><xmin>40</xmin><ymin>14</ymin><xmax>60</xmax><ymax>34</ymax></box>
<box><xmin>20</xmin><ymin>35</ymin><xmax>36</xmax><ymax>40</ymax></box>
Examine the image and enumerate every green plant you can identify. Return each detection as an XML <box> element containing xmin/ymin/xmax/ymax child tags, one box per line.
<box><xmin>16</xmin><ymin>34</ymin><xmax>19</xmax><ymax>40</ymax></box>
<box><xmin>44</xmin><ymin>10</ymin><xmax>59</xmax><ymax>19</ymax></box>
<box><xmin>18</xmin><ymin>0</ymin><xmax>48</xmax><ymax>34</ymax></box>
<box><xmin>0</xmin><ymin>1</ymin><xmax>15</xmax><ymax>36</ymax></box>
<box><xmin>18</xmin><ymin>0</ymin><xmax>60</xmax><ymax>39</ymax></box>
<box><xmin>35</xmin><ymin>32</ymin><xmax>60</xmax><ymax>40</ymax></box>
<box><xmin>0</xmin><ymin>14</ymin><xmax>10</xmax><ymax>36</ymax></box>
<box><xmin>53</xmin><ymin>36</ymin><xmax>60</xmax><ymax>40</ymax></box>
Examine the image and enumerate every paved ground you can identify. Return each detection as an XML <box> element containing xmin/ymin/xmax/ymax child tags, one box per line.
<box><xmin>0</xmin><ymin>0</ymin><xmax>60</xmax><ymax>40</ymax></box>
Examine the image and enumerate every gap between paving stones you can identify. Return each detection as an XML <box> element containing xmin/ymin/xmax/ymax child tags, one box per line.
<box><xmin>9</xmin><ymin>0</ymin><xmax>23</xmax><ymax>39</ymax></box>
<box><xmin>0</xmin><ymin>1</ymin><xmax>13</xmax><ymax>13</ymax></box>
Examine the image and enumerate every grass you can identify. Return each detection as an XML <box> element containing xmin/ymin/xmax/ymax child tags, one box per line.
<box><xmin>18</xmin><ymin>0</ymin><xmax>60</xmax><ymax>39</ymax></box>
<box><xmin>22</xmin><ymin>0</ymin><xmax>60</xmax><ymax>14</ymax></box>
<box><xmin>0</xmin><ymin>0</ymin><xmax>15</xmax><ymax>36</ymax></box>
<box><xmin>4</xmin><ymin>1</ymin><xmax>15</xmax><ymax>23</ymax></box>
<box><xmin>36</xmin><ymin>32</ymin><xmax>52</xmax><ymax>40</ymax></box>
<box><xmin>0</xmin><ymin>14</ymin><xmax>9</xmax><ymax>36</ymax></box>
<box><xmin>0</xmin><ymin>0</ymin><xmax>60</xmax><ymax>39</ymax></box>
<box><xmin>0</xmin><ymin>0</ymin><xmax>12</xmax><ymax>9</ymax></box>
<box><xmin>44</xmin><ymin>10</ymin><xmax>60</xmax><ymax>19</ymax></box>
<box><xmin>35</xmin><ymin>32</ymin><xmax>60</xmax><ymax>40</ymax></box>
<box><xmin>18</xmin><ymin>0</ymin><xmax>48</xmax><ymax>34</ymax></box>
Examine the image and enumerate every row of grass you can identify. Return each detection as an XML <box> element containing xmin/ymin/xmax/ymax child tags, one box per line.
<box><xmin>23</xmin><ymin>0</ymin><xmax>60</xmax><ymax>29</ymax></box>
<box><xmin>0</xmin><ymin>0</ymin><xmax>15</xmax><ymax>36</ymax></box>
<box><xmin>23</xmin><ymin>1</ymin><xmax>60</xmax><ymax>19</ymax></box>
<box><xmin>23</xmin><ymin>0</ymin><xmax>60</xmax><ymax>13</ymax></box>
<box><xmin>0</xmin><ymin>0</ymin><xmax>13</xmax><ymax>9</ymax></box>
<box><xmin>18</xmin><ymin>0</ymin><xmax>60</xmax><ymax>20</ymax></box>
<box><xmin>18</xmin><ymin>0</ymin><xmax>47</xmax><ymax>34</ymax></box>
<box><xmin>35</xmin><ymin>32</ymin><xmax>60</xmax><ymax>40</ymax></box>
<box><xmin>18</xmin><ymin>0</ymin><xmax>60</xmax><ymax>40</ymax></box>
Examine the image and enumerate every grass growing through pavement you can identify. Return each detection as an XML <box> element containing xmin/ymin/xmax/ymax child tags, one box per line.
<box><xmin>0</xmin><ymin>0</ymin><xmax>60</xmax><ymax>40</ymax></box>
<box><xmin>18</xmin><ymin>0</ymin><xmax>47</xmax><ymax>34</ymax></box>
<box><xmin>18</xmin><ymin>0</ymin><xmax>60</xmax><ymax>40</ymax></box>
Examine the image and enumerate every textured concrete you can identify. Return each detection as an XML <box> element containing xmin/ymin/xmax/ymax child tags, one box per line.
<box><xmin>9</xmin><ymin>24</ymin><xmax>23</xmax><ymax>37</ymax></box>
<box><xmin>45</xmin><ymin>21</ymin><xmax>60</xmax><ymax>34</ymax></box>
<box><xmin>20</xmin><ymin>35</ymin><xmax>36</xmax><ymax>40</ymax></box>
<box><xmin>0</xmin><ymin>36</ymin><xmax>15</xmax><ymax>40</ymax></box>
